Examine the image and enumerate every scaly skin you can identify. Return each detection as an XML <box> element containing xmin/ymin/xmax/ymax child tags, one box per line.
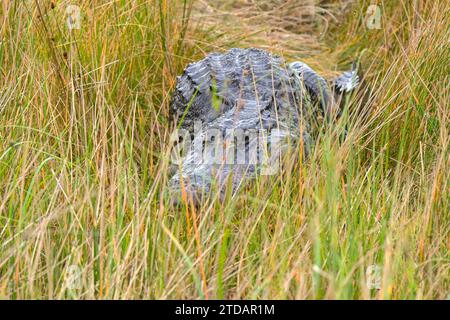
<box><xmin>169</xmin><ymin>48</ymin><xmax>357</xmax><ymax>204</ymax></box>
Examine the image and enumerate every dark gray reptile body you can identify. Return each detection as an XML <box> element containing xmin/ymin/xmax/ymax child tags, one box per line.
<box><xmin>169</xmin><ymin>48</ymin><xmax>358</xmax><ymax>203</ymax></box>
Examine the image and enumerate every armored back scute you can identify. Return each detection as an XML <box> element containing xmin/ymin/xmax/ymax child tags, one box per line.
<box><xmin>168</xmin><ymin>48</ymin><xmax>358</xmax><ymax>205</ymax></box>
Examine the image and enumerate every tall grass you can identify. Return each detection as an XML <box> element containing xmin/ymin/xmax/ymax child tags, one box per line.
<box><xmin>0</xmin><ymin>0</ymin><xmax>448</xmax><ymax>299</ymax></box>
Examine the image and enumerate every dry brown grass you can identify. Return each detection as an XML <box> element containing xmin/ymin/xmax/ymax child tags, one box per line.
<box><xmin>0</xmin><ymin>0</ymin><xmax>448</xmax><ymax>299</ymax></box>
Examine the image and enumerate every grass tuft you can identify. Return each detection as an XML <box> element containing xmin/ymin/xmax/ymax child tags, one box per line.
<box><xmin>0</xmin><ymin>0</ymin><xmax>448</xmax><ymax>299</ymax></box>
